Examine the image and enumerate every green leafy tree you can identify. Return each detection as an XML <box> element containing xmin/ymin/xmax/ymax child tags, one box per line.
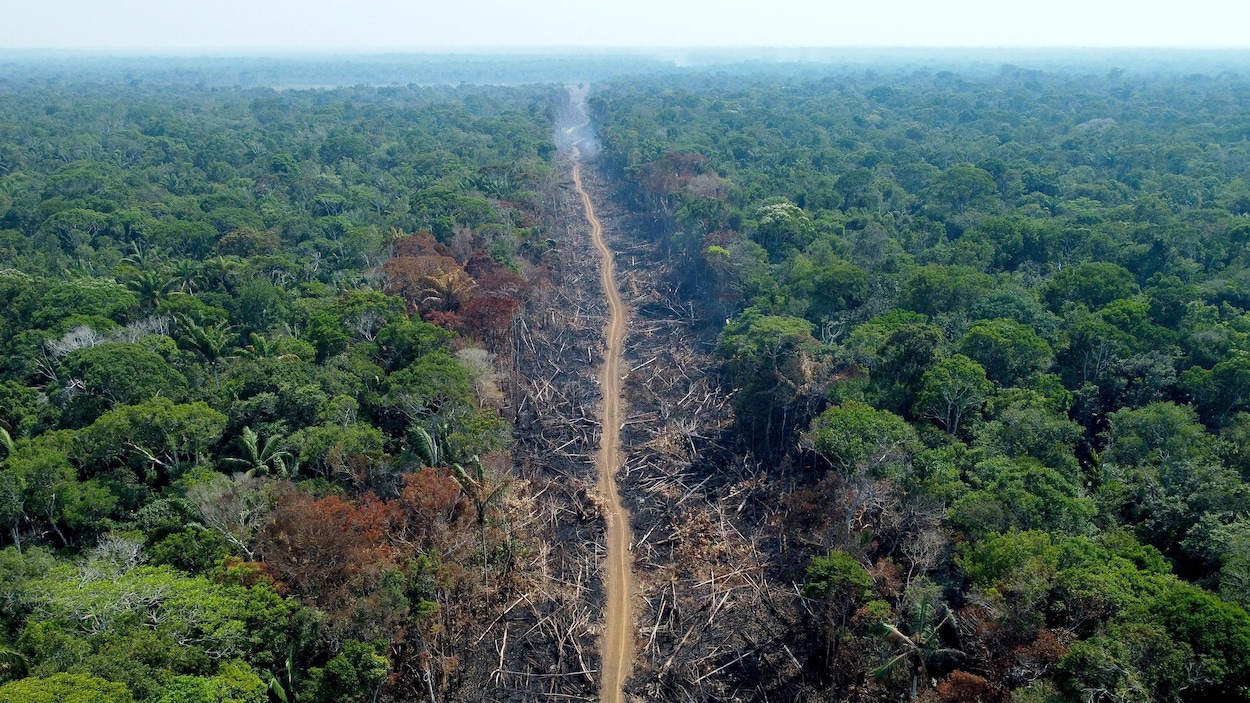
<box><xmin>18</xmin><ymin>550</ymin><xmax>292</xmax><ymax>696</ymax></box>
<box><xmin>753</xmin><ymin>200</ymin><xmax>815</xmax><ymax>257</ymax></box>
<box><xmin>214</xmin><ymin>228</ymin><xmax>280</xmax><ymax>258</ymax></box>
<box><xmin>1055</xmin><ymin>623</ymin><xmax>1190</xmax><ymax>703</ymax></box>
<box><xmin>330</xmin><ymin>291</ymin><xmax>404</xmax><ymax>343</ymax></box>
<box><xmin>0</xmin><ymin>672</ymin><xmax>133</xmax><ymax>703</ymax></box>
<box><xmin>974</xmin><ymin>389</ymin><xmax>1082</xmax><ymax>472</ymax></box>
<box><xmin>301</xmin><ymin>640</ymin><xmax>389</xmax><ymax>703</ymax></box>
<box><xmin>303</xmin><ymin>311</ymin><xmax>350</xmax><ymax>363</ymax></box>
<box><xmin>32</xmin><ymin>279</ymin><xmax>137</xmax><ymax>328</ymax></box>
<box><xmin>154</xmin><ymin>662</ymin><xmax>268</xmax><ymax>703</ymax></box>
<box><xmin>899</xmin><ymin>265</ymin><xmax>994</xmax><ymax>318</ymax></box>
<box><xmin>0</xmin><ymin>381</ymin><xmax>56</xmax><ymax>439</ymax></box>
<box><xmin>157</xmin><ymin>295</ymin><xmax>228</xmax><ymax>327</ymax></box>
<box><xmin>232</xmin><ymin>279</ymin><xmax>286</xmax><ymax>334</ymax></box>
<box><xmin>1043</xmin><ymin>262</ymin><xmax>1138</xmax><ymax>312</ymax></box>
<box><xmin>383</xmin><ymin>351</ymin><xmax>477</xmax><ymax>462</ymax></box>
<box><xmin>61</xmin><ymin>343</ymin><xmax>187</xmax><ymax>423</ymax></box>
<box><xmin>286</xmin><ymin>423</ymin><xmax>385</xmax><ymax>480</ymax></box>
<box><xmin>804</xmin><ymin>402</ymin><xmax>916</xmax><ymax>475</ymax></box>
<box><xmin>36</xmin><ymin>209</ymin><xmax>110</xmax><ymax>253</ymax></box>
<box><xmin>802</xmin><ymin>551</ymin><xmax>879</xmax><ymax>677</ymax></box>
<box><xmin>1056</xmin><ymin>305</ymin><xmax>1133</xmax><ymax>390</ymax></box>
<box><xmin>949</xmin><ymin>457</ymin><xmax>1094</xmax><ymax>538</ymax></box>
<box><xmin>1181</xmin><ymin>351</ymin><xmax>1250</xmax><ymax>424</ymax></box>
<box><xmin>375</xmin><ymin>318</ymin><xmax>453</xmax><ymax>372</ymax></box>
<box><xmin>916</xmin><ymin>354</ymin><xmax>993</xmax><ymax>436</ymax></box>
<box><xmin>1143</xmin><ymin>584</ymin><xmax>1250</xmax><ymax>697</ymax></box>
<box><xmin>785</xmin><ymin>255</ymin><xmax>868</xmax><ymax>324</ymax></box>
<box><xmin>926</xmin><ymin>164</ymin><xmax>998</xmax><ymax>215</ymax></box>
<box><xmin>1213</xmin><ymin>519</ymin><xmax>1250</xmax><ymax>609</ymax></box>
<box><xmin>77</xmin><ymin>399</ymin><xmax>226</xmax><ymax>484</ymax></box>
<box><xmin>1098</xmin><ymin>401</ymin><xmax>1241</xmax><ymax>561</ymax></box>
<box><xmin>804</xmin><ymin>402</ymin><xmax>917</xmax><ymax>546</ymax></box>
<box><xmin>957</xmin><ymin>319</ymin><xmax>1053</xmax><ymax>387</ymax></box>
<box><xmin>869</xmin><ymin>322</ymin><xmax>946</xmax><ymax>416</ymax></box>
<box><xmin>4</xmin><ymin>431</ymin><xmax>115</xmax><ymax>546</ymax></box>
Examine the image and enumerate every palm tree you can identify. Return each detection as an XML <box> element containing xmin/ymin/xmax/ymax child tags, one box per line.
<box><xmin>169</xmin><ymin>258</ymin><xmax>203</xmax><ymax>294</ymax></box>
<box><xmin>122</xmin><ymin>241</ymin><xmax>166</xmax><ymax>268</ymax></box>
<box><xmin>872</xmin><ymin>599</ymin><xmax>963</xmax><ymax>703</ymax></box>
<box><xmin>125</xmin><ymin>269</ymin><xmax>177</xmax><ymax>311</ymax></box>
<box><xmin>452</xmin><ymin>457</ymin><xmax>511</xmax><ymax>588</ymax></box>
<box><xmin>177</xmin><ymin>315</ymin><xmax>233</xmax><ymax>387</ymax></box>
<box><xmin>223</xmin><ymin>427</ymin><xmax>292</xmax><ymax>478</ymax></box>
<box><xmin>204</xmin><ymin>255</ymin><xmax>242</xmax><ymax>292</ymax></box>
<box><xmin>265</xmin><ymin>639</ymin><xmax>301</xmax><ymax>703</ymax></box>
<box><xmin>420</xmin><ymin>269</ymin><xmax>476</xmax><ymax>312</ymax></box>
<box><xmin>240</xmin><ymin>332</ymin><xmax>281</xmax><ymax>359</ymax></box>
<box><xmin>474</xmin><ymin>171</ymin><xmax>513</xmax><ymax>198</ymax></box>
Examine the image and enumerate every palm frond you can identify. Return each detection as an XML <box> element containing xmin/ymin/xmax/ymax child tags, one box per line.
<box><xmin>0</xmin><ymin>646</ymin><xmax>28</xmax><ymax>681</ymax></box>
<box><xmin>452</xmin><ymin>463</ymin><xmax>479</xmax><ymax>491</ymax></box>
<box><xmin>871</xmin><ymin>621</ymin><xmax>916</xmax><ymax>650</ymax></box>
<box><xmin>870</xmin><ymin>652</ymin><xmax>912</xmax><ymax>682</ymax></box>
<box><xmin>409</xmin><ymin>425</ymin><xmax>437</xmax><ymax>466</ymax></box>
<box><xmin>930</xmin><ymin>647</ymin><xmax>965</xmax><ymax>662</ymax></box>
<box><xmin>267</xmin><ymin>676</ymin><xmax>290</xmax><ymax>703</ymax></box>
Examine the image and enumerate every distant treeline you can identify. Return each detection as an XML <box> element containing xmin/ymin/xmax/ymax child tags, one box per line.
<box><xmin>4</xmin><ymin>49</ymin><xmax>1250</xmax><ymax>89</ymax></box>
<box><xmin>0</xmin><ymin>52</ymin><xmax>674</xmax><ymax>87</ymax></box>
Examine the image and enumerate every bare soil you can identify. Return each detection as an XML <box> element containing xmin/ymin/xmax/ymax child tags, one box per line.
<box><xmin>573</xmin><ymin>147</ymin><xmax>637</xmax><ymax>703</ymax></box>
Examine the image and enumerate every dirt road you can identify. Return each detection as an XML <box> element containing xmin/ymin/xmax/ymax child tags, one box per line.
<box><xmin>571</xmin><ymin>145</ymin><xmax>635</xmax><ymax>703</ymax></box>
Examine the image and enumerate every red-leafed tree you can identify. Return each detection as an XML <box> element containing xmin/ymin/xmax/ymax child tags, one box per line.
<box><xmin>257</xmin><ymin>489</ymin><xmax>403</xmax><ymax>639</ymax></box>
<box><xmin>422</xmin><ymin>310</ymin><xmax>465</xmax><ymax>331</ymax></box>
<box><xmin>256</xmin><ymin>470</ymin><xmax>478</xmax><ymax>643</ymax></box>
<box><xmin>258</xmin><ymin>490</ymin><xmax>394</xmax><ymax>600</ymax></box>
<box><xmin>394</xmin><ymin>467</ymin><xmax>467</xmax><ymax>548</ymax></box>
<box><xmin>937</xmin><ymin>671</ymin><xmax>1000</xmax><ymax>703</ymax></box>
<box><xmin>391</xmin><ymin>231</ymin><xmax>453</xmax><ymax>259</ymax></box>
<box><xmin>457</xmin><ymin>295</ymin><xmax>520</xmax><ymax>349</ymax></box>
<box><xmin>469</xmin><ymin>259</ymin><xmax>528</xmax><ymax>297</ymax></box>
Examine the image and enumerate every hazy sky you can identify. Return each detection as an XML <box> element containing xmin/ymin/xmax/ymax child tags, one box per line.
<box><xmin>3</xmin><ymin>0</ymin><xmax>1250</xmax><ymax>50</ymax></box>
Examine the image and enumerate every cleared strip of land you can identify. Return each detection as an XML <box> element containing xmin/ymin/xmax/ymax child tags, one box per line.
<box><xmin>572</xmin><ymin>145</ymin><xmax>635</xmax><ymax>703</ymax></box>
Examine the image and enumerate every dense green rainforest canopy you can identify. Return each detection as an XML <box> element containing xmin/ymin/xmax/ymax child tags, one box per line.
<box><xmin>592</xmin><ymin>67</ymin><xmax>1250</xmax><ymax>701</ymax></box>
<box><xmin>0</xmin><ymin>77</ymin><xmax>558</xmax><ymax>702</ymax></box>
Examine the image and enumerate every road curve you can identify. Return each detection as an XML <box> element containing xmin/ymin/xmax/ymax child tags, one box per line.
<box><xmin>571</xmin><ymin>146</ymin><xmax>635</xmax><ymax>703</ymax></box>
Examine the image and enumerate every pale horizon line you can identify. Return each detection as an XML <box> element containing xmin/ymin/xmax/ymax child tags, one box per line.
<box><xmin>6</xmin><ymin>46</ymin><xmax>1250</xmax><ymax>55</ymax></box>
